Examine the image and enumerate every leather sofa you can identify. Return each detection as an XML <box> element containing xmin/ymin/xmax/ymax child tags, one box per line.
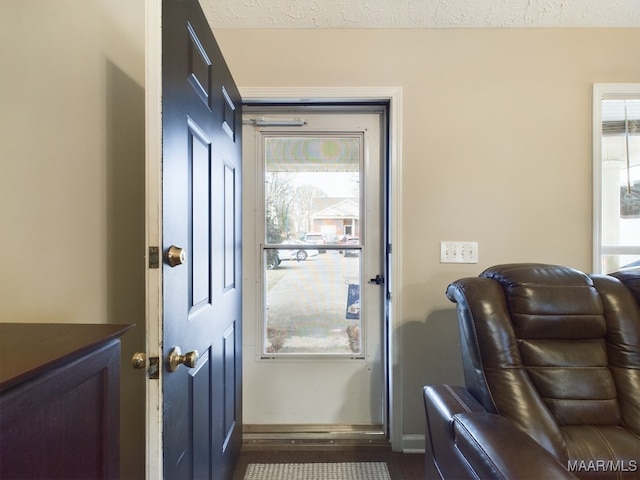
<box><xmin>424</xmin><ymin>263</ymin><xmax>640</xmax><ymax>479</ymax></box>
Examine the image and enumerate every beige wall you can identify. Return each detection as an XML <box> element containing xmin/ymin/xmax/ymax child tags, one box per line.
<box><xmin>213</xmin><ymin>27</ymin><xmax>640</xmax><ymax>442</ymax></box>
<box><xmin>1</xmin><ymin>0</ymin><xmax>639</xmax><ymax>468</ymax></box>
<box><xmin>0</xmin><ymin>1</ymin><xmax>146</xmax><ymax>478</ymax></box>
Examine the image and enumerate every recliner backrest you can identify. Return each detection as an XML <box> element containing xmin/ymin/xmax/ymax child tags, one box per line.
<box><xmin>446</xmin><ymin>263</ymin><xmax>640</xmax><ymax>462</ymax></box>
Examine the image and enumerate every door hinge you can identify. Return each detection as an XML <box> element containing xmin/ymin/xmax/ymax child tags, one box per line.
<box><xmin>148</xmin><ymin>246</ymin><xmax>160</xmax><ymax>269</ymax></box>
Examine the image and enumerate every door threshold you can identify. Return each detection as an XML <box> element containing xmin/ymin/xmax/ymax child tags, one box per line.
<box><xmin>242</xmin><ymin>424</ymin><xmax>389</xmax><ymax>450</ymax></box>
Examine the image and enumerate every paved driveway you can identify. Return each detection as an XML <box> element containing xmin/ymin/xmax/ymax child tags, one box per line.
<box><xmin>265</xmin><ymin>251</ymin><xmax>360</xmax><ymax>353</ymax></box>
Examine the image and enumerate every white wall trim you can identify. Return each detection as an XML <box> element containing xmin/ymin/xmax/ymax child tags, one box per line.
<box><xmin>592</xmin><ymin>84</ymin><xmax>604</xmax><ymax>273</ymax></box>
<box><xmin>239</xmin><ymin>86</ymin><xmax>404</xmax><ymax>451</ymax></box>
<box><xmin>402</xmin><ymin>434</ymin><xmax>426</xmax><ymax>453</ymax></box>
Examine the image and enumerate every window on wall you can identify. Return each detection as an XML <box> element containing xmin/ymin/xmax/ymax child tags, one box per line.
<box><xmin>593</xmin><ymin>84</ymin><xmax>640</xmax><ymax>273</ymax></box>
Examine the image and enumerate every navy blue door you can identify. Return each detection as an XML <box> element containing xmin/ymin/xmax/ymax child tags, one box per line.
<box><xmin>162</xmin><ymin>1</ymin><xmax>242</xmax><ymax>477</ymax></box>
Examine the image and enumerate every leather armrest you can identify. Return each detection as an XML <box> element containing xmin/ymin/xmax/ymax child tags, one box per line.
<box><xmin>453</xmin><ymin>412</ymin><xmax>578</xmax><ymax>480</ymax></box>
<box><xmin>424</xmin><ymin>384</ymin><xmax>486</xmax><ymax>419</ymax></box>
<box><xmin>424</xmin><ymin>385</ymin><xmax>488</xmax><ymax>479</ymax></box>
<box><xmin>424</xmin><ymin>385</ymin><xmax>577</xmax><ymax>479</ymax></box>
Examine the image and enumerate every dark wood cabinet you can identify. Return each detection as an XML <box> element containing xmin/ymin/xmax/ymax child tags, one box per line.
<box><xmin>0</xmin><ymin>323</ymin><xmax>131</xmax><ymax>479</ymax></box>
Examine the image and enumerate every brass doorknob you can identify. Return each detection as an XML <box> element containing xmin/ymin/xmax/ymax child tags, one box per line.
<box><xmin>131</xmin><ymin>352</ymin><xmax>147</xmax><ymax>369</ymax></box>
<box><xmin>167</xmin><ymin>346</ymin><xmax>199</xmax><ymax>372</ymax></box>
<box><xmin>166</xmin><ymin>245</ymin><xmax>186</xmax><ymax>267</ymax></box>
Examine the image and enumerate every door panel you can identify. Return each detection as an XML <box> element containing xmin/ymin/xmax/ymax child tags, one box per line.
<box><xmin>189</xmin><ymin>118</ymin><xmax>212</xmax><ymax>310</ymax></box>
<box><xmin>191</xmin><ymin>351</ymin><xmax>211</xmax><ymax>480</ymax></box>
<box><xmin>162</xmin><ymin>0</ymin><xmax>242</xmax><ymax>478</ymax></box>
<box><xmin>222</xmin><ymin>322</ymin><xmax>237</xmax><ymax>447</ymax></box>
<box><xmin>224</xmin><ymin>162</ymin><xmax>237</xmax><ymax>289</ymax></box>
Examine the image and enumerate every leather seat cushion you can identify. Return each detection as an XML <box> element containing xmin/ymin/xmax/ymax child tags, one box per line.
<box><xmin>562</xmin><ymin>425</ymin><xmax>640</xmax><ymax>477</ymax></box>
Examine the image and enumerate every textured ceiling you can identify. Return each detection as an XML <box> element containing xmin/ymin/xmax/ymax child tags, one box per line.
<box><xmin>201</xmin><ymin>0</ymin><xmax>640</xmax><ymax>28</ymax></box>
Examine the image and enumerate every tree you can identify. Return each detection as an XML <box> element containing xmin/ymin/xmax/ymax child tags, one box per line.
<box><xmin>266</xmin><ymin>173</ymin><xmax>329</xmax><ymax>240</ymax></box>
<box><xmin>265</xmin><ymin>172</ymin><xmax>296</xmax><ymax>243</ymax></box>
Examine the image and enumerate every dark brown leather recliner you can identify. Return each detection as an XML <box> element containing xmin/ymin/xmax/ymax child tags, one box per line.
<box><xmin>611</xmin><ymin>267</ymin><xmax>640</xmax><ymax>306</ymax></box>
<box><xmin>424</xmin><ymin>263</ymin><xmax>640</xmax><ymax>479</ymax></box>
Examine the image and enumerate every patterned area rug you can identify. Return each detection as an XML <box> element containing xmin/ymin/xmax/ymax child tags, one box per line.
<box><xmin>244</xmin><ymin>462</ymin><xmax>391</xmax><ymax>480</ymax></box>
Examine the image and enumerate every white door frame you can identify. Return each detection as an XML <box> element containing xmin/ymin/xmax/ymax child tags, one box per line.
<box><xmin>240</xmin><ymin>87</ymin><xmax>404</xmax><ymax>450</ymax></box>
<box><xmin>144</xmin><ymin>0</ymin><xmax>163</xmax><ymax>478</ymax></box>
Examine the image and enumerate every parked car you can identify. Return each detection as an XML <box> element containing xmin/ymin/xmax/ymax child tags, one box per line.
<box><xmin>266</xmin><ymin>241</ymin><xmax>319</xmax><ymax>269</ymax></box>
<box><xmin>280</xmin><ymin>245</ymin><xmax>319</xmax><ymax>262</ymax></box>
<box><xmin>303</xmin><ymin>232</ymin><xmax>326</xmax><ymax>253</ymax></box>
<box><xmin>343</xmin><ymin>237</ymin><xmax>360</xmax><ymax>257</ymax></box>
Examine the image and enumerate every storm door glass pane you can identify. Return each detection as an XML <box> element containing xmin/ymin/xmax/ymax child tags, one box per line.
<box><xmin>262</xmin><ymin>136</ymin><xmax>363</xmax><ymax>355</ymax></box>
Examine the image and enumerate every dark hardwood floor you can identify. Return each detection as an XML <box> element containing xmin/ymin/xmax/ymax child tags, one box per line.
<box><xmin>232</xmin><ymin>446</ymin><xmax>427</xmax><ymax>480</ymax></box>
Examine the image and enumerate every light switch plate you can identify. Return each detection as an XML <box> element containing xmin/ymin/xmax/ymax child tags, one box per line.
<box><xmin>440</xmin><ymin>241</ymin><xmax>478</xmax><ymax>263</ymax></box>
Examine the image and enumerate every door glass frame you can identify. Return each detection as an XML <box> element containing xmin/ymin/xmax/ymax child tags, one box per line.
<box><xmin>257</xmin><ymin>126</ymin><xmax>372</xmax><ymax>359</ymax></box>
<box><xmin>244</xmin><ymin>109</ymin><xmax>390</xmax><ymax>362</ymax></box>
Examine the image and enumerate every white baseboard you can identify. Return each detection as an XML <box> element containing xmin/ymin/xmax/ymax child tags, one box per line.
<box><xmin>402</xmin><ymin>434</ymin><xmax>425</xmax><ymax>453</ymax></box>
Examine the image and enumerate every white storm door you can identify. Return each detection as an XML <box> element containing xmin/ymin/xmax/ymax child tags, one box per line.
<box><xmin>243</xmin><ymin>109</ymin><xmax>386</xmax><ymax>428</ymax></box>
